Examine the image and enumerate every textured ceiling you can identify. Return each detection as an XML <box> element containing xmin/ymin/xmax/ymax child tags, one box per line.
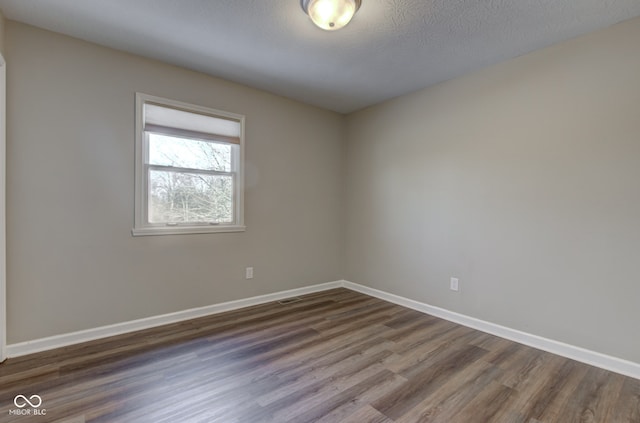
<box><xmin>0</xmin><ymin>0</ymin><xmax>639</xmax><ymax>113</ymax></box>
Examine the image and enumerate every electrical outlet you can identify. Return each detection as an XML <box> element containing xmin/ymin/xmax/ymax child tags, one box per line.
<box><xmin>450</xmin><ymin>277</ymin><xmax>459</xmax><ymax>291</ymax></box>
<box><xmin>245</xmin><ymin>267</ymin><xmax>254</xmax><ymax>279</ymax></box>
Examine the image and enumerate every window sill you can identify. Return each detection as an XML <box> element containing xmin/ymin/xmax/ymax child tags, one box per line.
<box><xmin>131</xmin><ymin>225</ymin><xmax>246</xmax><ymax>236</ymax></box>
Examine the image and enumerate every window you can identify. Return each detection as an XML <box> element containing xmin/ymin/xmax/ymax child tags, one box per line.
<box><xmin>133</xmin><ymin>93</ymin><xmax>245</xmax><ymax>235</ymax></box>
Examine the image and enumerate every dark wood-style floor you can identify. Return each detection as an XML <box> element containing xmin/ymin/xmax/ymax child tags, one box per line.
<box><xmin>0</xmin><ymin>288</ymin><xmax>638</xmax><ymax>422</ymax></box>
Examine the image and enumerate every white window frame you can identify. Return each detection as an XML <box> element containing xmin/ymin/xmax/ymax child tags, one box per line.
<box><xmin>132</xmin><ymin>93</ymin><xmax>245</xmax><ymax>236</ymax></box>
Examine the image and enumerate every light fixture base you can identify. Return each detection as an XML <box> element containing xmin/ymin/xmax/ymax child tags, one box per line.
<box><xmin>300</xmin><ymin>0</ymin><xmax>362</xmax><ymax>13</ymax></box>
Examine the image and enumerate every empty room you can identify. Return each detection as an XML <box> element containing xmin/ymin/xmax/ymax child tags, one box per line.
<box><xmin>0</xmin><ymin>0</ymin><xmax>639</xmax><ymax>422</ymax></box>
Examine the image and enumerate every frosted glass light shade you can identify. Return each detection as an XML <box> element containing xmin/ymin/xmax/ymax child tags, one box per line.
<box><xmin>301</xmin><ymin>0</ymin><xmax>361</xmax><ymax>31</ymax></box>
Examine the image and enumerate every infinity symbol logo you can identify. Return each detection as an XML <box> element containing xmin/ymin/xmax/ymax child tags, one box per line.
<box><xmin>14</xmin><ymin>395</ymin><xmax>43</xmax><ymax>408</ymax></box>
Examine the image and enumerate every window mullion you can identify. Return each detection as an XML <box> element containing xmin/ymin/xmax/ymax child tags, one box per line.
<box><xmin>147</xmin><ymin>164</ymin><xmax>232</xmax><ymax>177</ymax></box>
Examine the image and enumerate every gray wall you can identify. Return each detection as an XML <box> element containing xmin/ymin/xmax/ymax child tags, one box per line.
<box><xmin>6</xmin><ymin>22</ymin><xmax>345</xmax><ymax>343</ymax></box>
<box><xmin>345</xmin><ymin>18</ymin><xmax>640</xmax><ymax>363</ymax></box>
<box><xmin>0</xmin><ymin>11</ymin><xmax>5</xmax><ymax>54</ymax></box>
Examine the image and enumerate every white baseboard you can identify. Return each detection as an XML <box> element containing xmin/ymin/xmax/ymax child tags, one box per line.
<box><xmin>343</xmin><ymin>281</ymin><xmax>640</xmax><ymax>380</ymax></box>
<box><xmin>5</xmin><ymin>281</ymin><xmax>343</xmax><ymax>357</ymax></box>
<box><xmin>6</xmin><ymin>279</ymin><xmax>639</xmax><ymax>381</ymax></box>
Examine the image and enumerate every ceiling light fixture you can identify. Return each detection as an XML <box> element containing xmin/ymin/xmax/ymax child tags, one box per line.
<box><xmin>300</xmin><ymin>0</ymin><xmax>362</xmax><ymax>31</ymax></box>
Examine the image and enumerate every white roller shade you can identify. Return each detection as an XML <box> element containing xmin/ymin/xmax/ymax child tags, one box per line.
<box><xmin>144</xmin><ymin>102</ymin><xmax>241</xmax><ymax>144</ymax></box>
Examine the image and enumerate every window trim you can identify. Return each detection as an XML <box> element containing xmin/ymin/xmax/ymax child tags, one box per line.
<box><xmin>132</xmin><ymin>93</ymin><xmax>246</xmax><ymax>236</ymax></box>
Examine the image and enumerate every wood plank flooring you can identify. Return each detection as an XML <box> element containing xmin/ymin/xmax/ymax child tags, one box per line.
<box><xmin>0</xmin><ymin>288</ymin><xmax>638</xmax><ymax>422</ymax></box>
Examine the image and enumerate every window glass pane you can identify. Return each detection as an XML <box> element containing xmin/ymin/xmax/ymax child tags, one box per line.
<box><xmin>148</xmin><ymin>170</ymin><xmax>233</xmax><ymax>223</ymax></box>
<box><xmin>148</xmin><ymin>133</ymin><xmax>232</xmax><ymax>172</ymax></box>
